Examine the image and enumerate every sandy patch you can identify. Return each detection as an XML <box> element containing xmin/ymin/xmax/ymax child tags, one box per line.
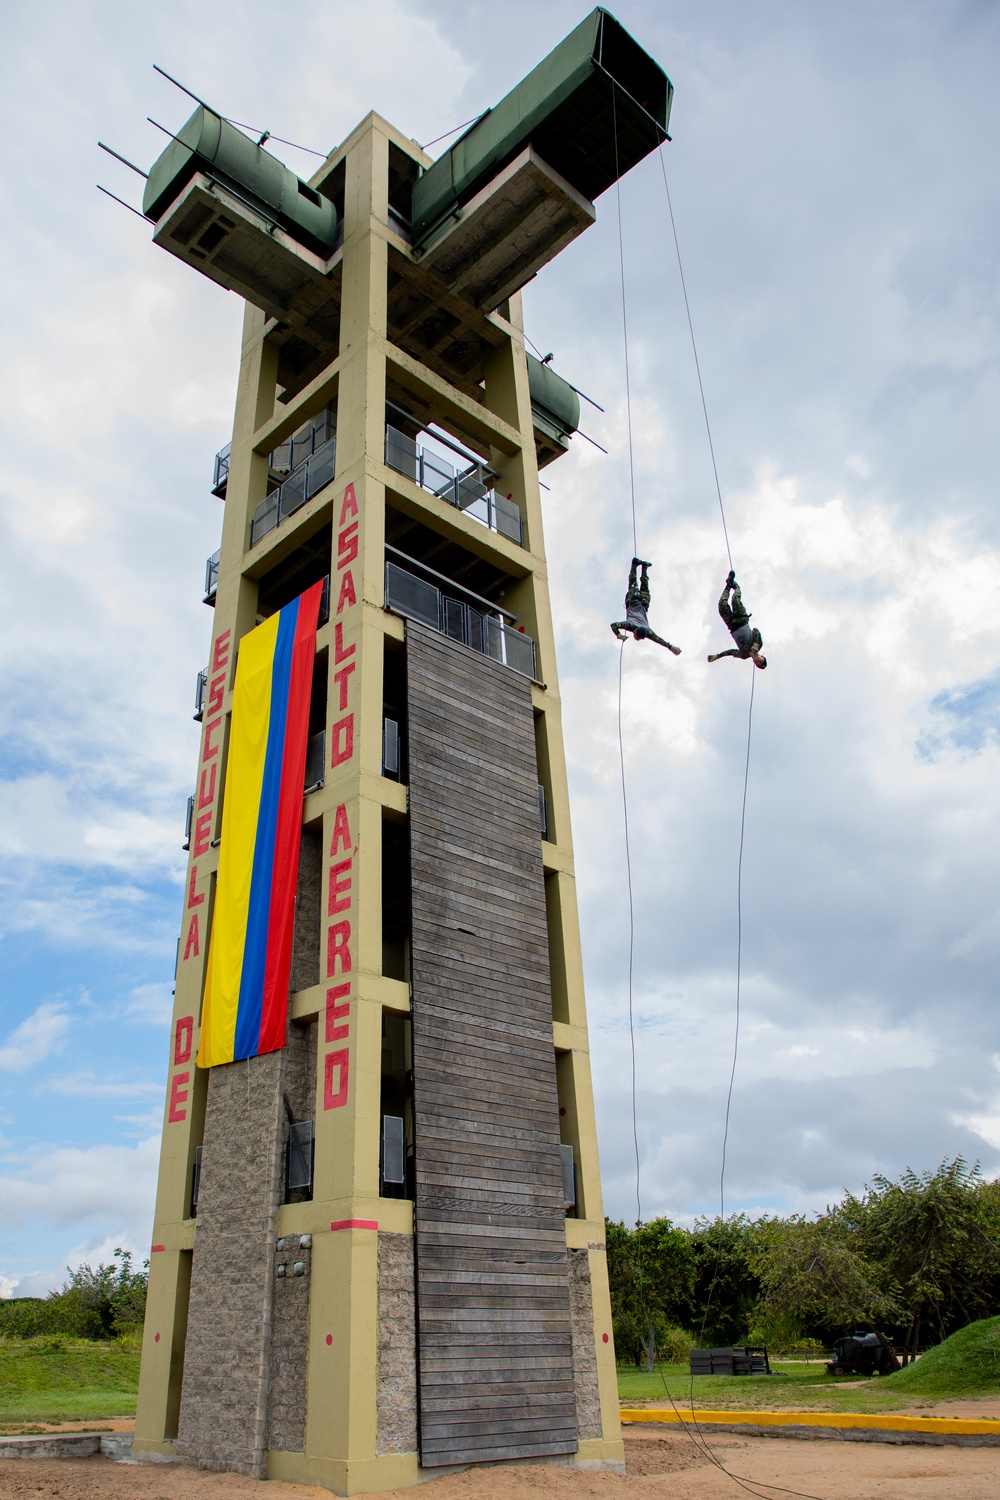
<box><xmin>0</xmin><ymin>1421</ymin><xmax>134</xmax><ymax>1435</ymax></box>
<box><xmin>0</xmin><ymin>1434</ymin><xmax>998</xmax><ymax>1500</ymax></box>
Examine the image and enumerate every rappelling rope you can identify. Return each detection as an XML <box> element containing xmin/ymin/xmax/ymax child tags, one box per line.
<box><xmin>658</xmin><ymin>145</ymin><xmax>732</xmax><ymax>571</ymax></box>
<box><xmin>653</xmin><ymin>141</ymin><xmax>756</xmax><ymax>1346</ymax></box>
<box><xmin>699</xmin><ymin>664</ymin><xmax>755</xmax><ymax>1360</ymax></box>
<box><xmin>722</xmin><ymin>667</ymin><xmax>754</xmax><ymax>1219</ymax></box>
<box><xmin>617</xmin><ymin>649</ymin><xmax>820</xmax><ymax>1500</ymax></box>
<box><xmin>617</xmin><ymin>641</ymin><xmax>641</xmax><ymax>1231</ymax></box>
<box><xmin>609</xmin><ymin>106</ymin><xmax>825</xmax><ymax>1500</ymax></box>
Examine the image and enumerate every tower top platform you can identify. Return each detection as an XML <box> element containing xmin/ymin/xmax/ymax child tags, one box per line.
<box><xmin>139</xmin><ymin>8</ymin><xmax>671</xmax><ymax>404</ymax></box>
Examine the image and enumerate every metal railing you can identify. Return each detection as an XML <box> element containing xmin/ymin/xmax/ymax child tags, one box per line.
<box><xmin>285</xmin><ymin>1120</ymin><xmax>314</xmax><ymax>1197</ymax></box>
<box><xmin>193</xmin><ymin>668</ymin><xmax>208</xmax><ymax>722</ymax></box>
<box><xmin>203</xmin><ymin>549</ymin><xmax>220</xmax><ymax>605</ymax></box>
<box><xmin>384</xmin><ymin>560</ymin><xmax>536</xmax><ymax>679</ymax></box>
<box><xmin>538</xmin><ymin>784</ymin><xmax>549</xmax><ymax>839</ymax></box>
<box><xmin>304</xmin><ymin>731</ymin><xmax>325</xmax><ymax>793</ymax></box>
<box><xmin>183</xmin><ymin>794</ymin><xmax>195</xmax><ymax>850</ymax></box>
<box><xmin>212</xmin><ymin>406</ymin><xmax>332</xmax><ymax>502</ymax></box>
<box><xmin>212</xmin><ymin>443</ymin><xmax>231</xmax><ymax>497</ymax></box>
<box><xmin>250</xmin><ymin>436</ymin><xmax>337</xmax><ymax>547</ymax></box>
<box><xmin>560</xmin><ymin>1142</ymin><xmax>577</xmax><ymax>1213</ymax></box>
<box><xmin>384</xmin><ymin>425</ymin><xmax>522</xmax><ymax>545</ymax></box>
<box><xmin>383</xmin><ymin>716</ymin><xmax>400</xmax><ymax>779</ymax></box>
<box><xmin>191</xmin><ymin>1145</ymin><xmax>202</xmax><ymax>1216</ymax></box>
<box><xmin>270</xmin><ymin>407</ymin><xmax>335</xmax><ymax>478</ymax></box>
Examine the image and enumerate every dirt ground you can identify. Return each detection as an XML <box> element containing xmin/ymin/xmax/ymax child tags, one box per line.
<box><xmin>0</xmin><ymin>1423</ymin><xmax>135</xmax><ymax>1436</ymax></box>
<box><xmin>1</xmin><ymin>1430</ymin><xmax>999</xmax><ymax>1500</ymax></box>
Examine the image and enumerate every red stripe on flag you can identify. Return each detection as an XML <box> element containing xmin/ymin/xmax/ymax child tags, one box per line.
<box><xmin>257</xmin><ymin>579</ymin><xmax>324</xmax><ymax>1055</ymax></box>
<box><xmin>330</xmin><ymin>1219</ymin><xmax>378</xmax><ymax>1232</ymax></box>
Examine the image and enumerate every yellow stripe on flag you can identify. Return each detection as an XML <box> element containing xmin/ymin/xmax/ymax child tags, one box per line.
<box><xmin>198</xmin><ymin>615</ymin><xmax>280</xmax><ymax>1068</ymax></box>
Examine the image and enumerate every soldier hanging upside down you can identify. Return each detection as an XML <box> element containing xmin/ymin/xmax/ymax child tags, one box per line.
<box><xmin>610</xmin><ymin>558</ymin><xmax>681</xmax><ymax>654</ymax></box>
<box><xmin>708</xmin><ymin>570</ymin><xmax>767</xmax><ymax>669</ymax></box>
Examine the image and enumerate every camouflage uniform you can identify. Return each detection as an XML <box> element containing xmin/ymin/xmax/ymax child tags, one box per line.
<box><xmin>610</xmin><ymin>559</ymin><xmax>680</xmax><ymax>654</ymax></box>
<box><xmin>708</xmin><ymin>575</ymin><xmax>765</xmax><ymax>664</ymax></box>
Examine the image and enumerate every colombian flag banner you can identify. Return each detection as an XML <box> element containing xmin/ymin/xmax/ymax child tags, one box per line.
<box><xmin>198</xmin><ymin>580</ymin><xmax>323</xmax><ymax>1068</ymax></box>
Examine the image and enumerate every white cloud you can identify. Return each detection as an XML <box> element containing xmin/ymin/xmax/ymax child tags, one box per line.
<box><xmin>8</xmin><ymin>1270</ymin><xmax>61</xmax><ymax>1299</ymax></box>
<box><xmin>0</xmin><ymin>1003</ymin><xmax>71</xmax><ymax>1073</ymax></box>
<box><xmin>47</xmin><ymin>1073</ymin><xmax>163</xmax><ymax>1101</ymax></box>
<box><xmin>0</xmin><ymin>876</ymin><xmax>177</xmax><ymax>955</ymax></box>
<box><xmin>0</xmin><ymin>1136</ymin><xmax>159</xmax><ymax>1239</ymax></box>
<box><xmin>122</xmin><ymin>982</ymin><xmax>174</xmax><ymax>1026</ymax></box>
<box><xmin>956</xmin><ymin>1114</ymin><xmax>1000</xmax><ymax>1153</ymax></box>
<box><xmin>116</xmin><ymin>1107</ymin><xmax>165</xmax><ymax>1135</ymax></box>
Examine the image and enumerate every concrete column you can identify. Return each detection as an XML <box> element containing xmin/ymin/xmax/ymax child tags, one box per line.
<box><xmin>292</xmin><ymin>116</ymin><xmax>397</xmax><ymax>1492</ymax></box>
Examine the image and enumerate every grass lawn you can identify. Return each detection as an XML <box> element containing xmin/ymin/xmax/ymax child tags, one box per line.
<box><xmin>618</xmin><ymin>1318</ymin><xmax>1000</xmax><ymax>1414</ymax></box>
<box><xmin>878</xmin><ymin>1316</ymin><xmax>1000</xmax><ymax>1398</ymax></box>
<box><xmin>617</xmin><ymin>1360</ymin><xmax>921</xmax><ymax>1414</ymax></box>
<box><xmin>0</xmin><ymin>1337</ymin><xmax>139</xmax><ymax>1429</ymax></box>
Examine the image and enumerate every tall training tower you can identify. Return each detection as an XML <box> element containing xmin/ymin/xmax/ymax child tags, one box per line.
<box><xmin>130</xmin><ymin>11</ymin><xmax>671</xmax><ymax>1492</ymax></box>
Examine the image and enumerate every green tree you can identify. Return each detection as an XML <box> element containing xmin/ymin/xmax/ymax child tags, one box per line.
<box><xmin>750</xmin><ymin>1216</ymin><xmax>898</xmax><ymax>1340</ymax></box>
<box><xmin>689</xmin><ymin>1215</ymin><xmax>763</xmax><ymax>1347</ymax></box>
<box><xmin>50</xmin><ymin>1248</ymin><xmax>149</xmax><ymax>1340</ymax></box>
<box><xmin>838</xmin><ymin>1159</ymin><xmax>1000</xmax><ymax>1359</ymax></box>
<box><xmin>603</xmin><ymin>1160</ymin><xmax>1000</xmax><ymax>1365</ymax></box>
<box><xmin>606</xmin><ymin>1217</ymin><xmax>696</xmax><ymax>1369</ymax></box>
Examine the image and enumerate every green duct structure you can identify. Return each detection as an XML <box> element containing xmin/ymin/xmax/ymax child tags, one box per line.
<box><xmin>527</xmin><ymin>356</ymin><xmax>581</xmax><ymax>464</ymax></box>
<box><xmin>143</xmin><ymin>106</ymin><xmax>338</xmax><ymax>258</ymax></box>
<box><xmin>411</xmin><ymin>8</ymin><xmax>672</xmax><ymax>252</ymax></box>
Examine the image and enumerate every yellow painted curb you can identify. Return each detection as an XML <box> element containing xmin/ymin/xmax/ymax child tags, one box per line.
<box><xmin>620</xmin><ymin>1407</ymin><xmax>1000</xmax><ymax>1435</ymax></box>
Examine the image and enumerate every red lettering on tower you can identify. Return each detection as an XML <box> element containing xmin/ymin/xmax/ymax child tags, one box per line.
<box><xmin>328</xmin><ymin>858</ymin><xmax>353</xmax><ymax>915</ymax></box>
<box><xmin>202</xmin><ymin>718</ymin><xmax>222</xmax><ymax>760</ymax></box>
<box><xmin>174</xmin><ymin>1015</ymin><xmax>194</xmax><ymax>1064</ymax></box>
<box><xmin>336</xmin><ymin>571</ymin><xmax>356</xmax><ymax>614</ymax></box>
<box><xmin>168</xmin><ymin>1071</ymin><xmax>190</xmax><ymax>1123</ymax></box>
<box><xmin>182</xmin><ymin>913</ymin><xmax>200</xmax><ymax>960</ymax></box>
<box><xmin>323</xmin><ymin>1049</ymin><xmax>349</xmax><ymax>1109</ymax></box>
<box><xmin>211</xmin><ymin>630</ymin><xmax>231</xmax><ymax>673</ymax></box>
<box><xmin>333</xmin><ymin>662</ymin><xmax>356</xmax><ymax>711</ymax></box>
<box><xmin>334</xmin><ymin>622</ymin><xmax>355</xmax><ymax>664</ymax></box>
<box><xmin>187</xmin><ymin>866</ymin><xmax>204</xmax><ymax>909</ymax></box>
<box><xmin>339</xmin><ymin>484</ymin><xmax>359</xmax><ymax>523</ymax></box>
<box><xmin>327</xmin><ymin>921</ymin><xmax>352</xmax><ymax>975</ymax></box>
<box><xmin>330</xmin><ymin>715</ymin><xmax>354</xmax><ymax>767</ymax></box>
<box><xmin>319</xmin><ymin>501</ymin><xmax>359</xmax><ymax>1114</ymax></box>
<box><xmin>325</xmin><ymin>984</ymin><xmax>351</xmax><ymax>1042</ymax></box>
<box><xmin>330</xmin><ymin>804</ymin><xmax>352</xmax><ymax>856</ymax></box>
<box><xmin>197</xmin><ymin>763</ymin><xmax>217</xmax><ymax>810</ymax></box>
<box><xmin>207</xmin><ymin>672</ymin><xmax>226</xmax><ymax>716</ymax></box>
<box><xmin>337</xmin><ymin>522</ymin><xmax>359</xmax><ymax>571</ymax></box>
<box><xmin>192</xmin><ymin>813</ymin><xmax>212</xmax><ymax>857</ymax></box>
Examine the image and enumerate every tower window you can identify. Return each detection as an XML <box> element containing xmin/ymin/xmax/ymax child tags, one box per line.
<box><xmin>286</xmin><ymin>1120</ymin><xmax>314</xmax><ymax>1195</ymax></box>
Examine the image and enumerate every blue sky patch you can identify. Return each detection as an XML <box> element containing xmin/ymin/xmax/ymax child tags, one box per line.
<box><xmin>921</xmin><ymin>673</ymin><xmax>1000</xmax><ymax>757</ymax></box>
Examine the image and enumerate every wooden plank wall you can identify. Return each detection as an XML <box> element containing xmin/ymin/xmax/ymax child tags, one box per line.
<box><xmin>405</xmin><ymin>623</ymin><xmax>578</xmax><ymax>1468</ymax></box>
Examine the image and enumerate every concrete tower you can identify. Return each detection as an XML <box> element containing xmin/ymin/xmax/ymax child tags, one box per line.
<box><xmin>130</xmin><ymin>11</ymin><xmax>671</xmax><ymax>1492</ymax></box>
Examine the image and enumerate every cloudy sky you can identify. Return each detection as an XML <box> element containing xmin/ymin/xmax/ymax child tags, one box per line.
<box><xmin>1</xmin><ymin>0</ymin><xmax>999</xmax><ymax>1294</ymax></box>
